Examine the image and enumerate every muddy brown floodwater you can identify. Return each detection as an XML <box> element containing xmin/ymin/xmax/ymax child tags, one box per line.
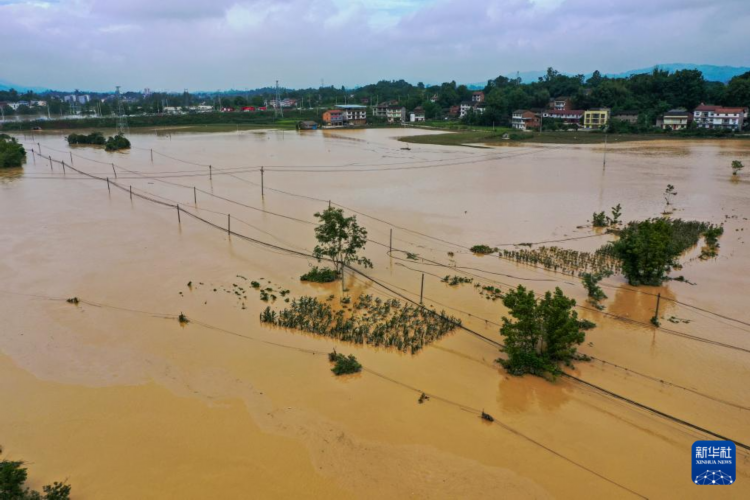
<box><xmin>1</xmin><ymin>128</ymin><xmax>749</xmax><ymax>499</ymax></box>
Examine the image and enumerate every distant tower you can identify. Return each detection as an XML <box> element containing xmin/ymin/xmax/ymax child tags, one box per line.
<box><xmin>115</xmin><ymin>85</ymin><xmax>129</xmax><ymax>135</ymax></box>
<box><xmin>275</xmin><ymin>80</ymin><xmax>283</xmax><ymax>118</ymax></box>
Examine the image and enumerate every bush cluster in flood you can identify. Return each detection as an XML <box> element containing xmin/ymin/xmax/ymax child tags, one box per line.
<box><xmin>0</xmin><ymin>134</ymin><xmax>26</xmax><ymax>168</ymax></box>
<box><xmin>67</xmin><ymin>132</ymin><xmax>131</xmax><ymax>151</ymax></box>
<box><xmin>260</xmin><ymin>294</ymin><xmax>461</xmax><ymax>354</ymax></box>
<box><xmin>328</xmin><ymin>350</ymin><xmax>362</xmax><ymax>375</ymax></box>
<box><xmin>470</xmin><ymin>244</ymin><xmax>497</xmax><ymax>255</ymax></box>
<box><xmin>441</xmin><ymin>275</ymin><xmax>473</xmax><ymax>286</ymax></box>
<box><xmin>610</xmin><ymin>218</ymin><xmax>721</xmax><ymax>285</ymax></box>
<box><xmin>300</xmin><ymin>266</ymin><xmax>339</xmax><ymax>283</ymax></box>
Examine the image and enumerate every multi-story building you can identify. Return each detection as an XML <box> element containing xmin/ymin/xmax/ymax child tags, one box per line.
<box><xmin>322</xmin><ymin>109</ymin><xmax>344</xmax><ymax>126</ymax></box>
<box><xmin>661</xmin><ymin>109</ymin><xmax>691</xmax><ymax>130</ymax></box>
<box><xmin>693</xmin><ymin>104</ymin><xmax>748</xmax><ymax>131</ymax></box>
<box><xmin>373</xmin><ymin>100</ymin><xmax>398</xmax><ymax>118</ymax></box>
<box><xmin>472</xmin><ymin>91</ymin><xmax>485</xmax><ymax>103</ymax></box>
<box><xmin>541</xmin><ymin>109</ymin><xmax>584</xmax><ymax>126</ymax></box>
<box><xmin>325</xmin><ymin>105</ymin><xmax>367</xmax><ymax>126</ymax></box>
<box><xmin>385</xmin><ymin>106</ymin><xmax>406</xmax><ymax>123</ymax></box>
<box><xmin>583</xmin><ymin>108</ymin><xmax>610</xmax><ymax>129</ymax></box>
<box><xmin>512</xmin><ymin>110</ymin><xmax>540</xmax><ymax>131</ymax></box>
<box><xmin>459</xmin><ymin>101</ymin><xmax>474</xmax><ymax>118</ymax></box>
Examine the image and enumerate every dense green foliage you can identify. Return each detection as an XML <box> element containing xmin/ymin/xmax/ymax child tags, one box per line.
<box><xmin>67</xmin><ymin>131</ymin><xmax>130</xmax><ymax>151</ymax></box>
<box><xmin>611</xmin><ymin>218</ymin><xmax>717</xmax><ymax>285</ymax></box>
<box><xmin>0</xmin><ymin>460</ymin><xmax>71</xmax><ymax>500</ymax></box>
<box><xmin>312</xmin><ymin>208</ymin><xmax>372</xmax><ymax>275</ymax></box>
<box><xmin>105</xmin><ymin>134</ymin><xmax>130</xmax><ymax>151</ymax></box>
<box><xmin>470</xmin><ymin>244</ymin><xmax>497</xmax><ymax>255</ymax></box>
<box><xmin>592</xmin><ymin>211</ymin><xmax>607</xmax><ymax>227</ymax></box>
<box><xmin>581</xmin><ymin>270</ymin><xmax>612</xmax><ymax>309</ymax></box>
<box><xmin>498</xmin><ymin>285</ymin><xmax>591</xmax><ymax>377</ymax></box>
<box><xmin>300</xmin><ymin>266</ymin><xmax>339</xmax><ymax>283</ymax></box>
<box><xmin>67</xmin><ymin>132</ymin><xmax>106</xmax><ymax>145</ymax></box>
<box><xmin>0</xmin><ymin>134</ymin><xmax>26</xmax><ymax>168</ymax></box>
<box><xmin>328</xmin><ymin>351</ymin><xmax>362</xmax><ymax>375</ymax></box>
<box><xmin>260</xmin><ymin>294</ymin><xmax>460</xmax><ymax>354</ymax></box>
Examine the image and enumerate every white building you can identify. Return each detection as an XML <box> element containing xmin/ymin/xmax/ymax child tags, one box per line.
<box><xmin>693</xmin><ymin>104</ymin><xmax>748</xmax><ymax>131</ymax></box>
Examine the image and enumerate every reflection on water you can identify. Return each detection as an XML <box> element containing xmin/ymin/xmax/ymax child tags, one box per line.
<box><xmin>0</xmin><ymin>167</ymin><xmax>24</xmax><ymax>183</ymax></box>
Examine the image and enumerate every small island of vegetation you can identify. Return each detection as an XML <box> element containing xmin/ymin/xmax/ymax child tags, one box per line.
<box><xmin>0</xmin><ymin>134</ymin><xmax>26</xmax><ymax>168</ymax></box>
<box><xmin>67</xmin><ymin>131</ymin><xmax>131</xmax><ymax>152</ymax></box>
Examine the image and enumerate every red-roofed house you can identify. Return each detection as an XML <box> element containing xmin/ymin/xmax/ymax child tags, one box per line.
<box><xmin>693</xmin><ymin>104</ymin><xmax>748</xmax><ymax>131</ymax></box>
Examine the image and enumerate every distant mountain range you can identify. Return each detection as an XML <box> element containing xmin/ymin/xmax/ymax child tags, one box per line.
<box><xmin>3</xmin><ymin>63</ymin><xmax>750</xmax><ymax>94</ymax></box>
<box><xmin>0</xmin><ymin>79</ymin><xmax>50</xmax><ymax>93</ymax></box>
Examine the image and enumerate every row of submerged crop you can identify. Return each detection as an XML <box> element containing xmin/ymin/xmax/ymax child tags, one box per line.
<box><xmin>260</xmin><ymin>294</ymin><xmax>461</xmax><ymax>354</ymax></box>
<box><xmin>501</xmin><ymin>245</ymin><xmax>622</xmax><ymax>276</ymax></box>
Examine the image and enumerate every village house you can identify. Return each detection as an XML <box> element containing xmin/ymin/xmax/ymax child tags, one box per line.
<box><xmin>410</xmin><ymin>107</ymin><xmax>426</xmax><ymax>122</ymax></box>
<box><xmin>693</xmin><ymin>104</ymin><xmax>748</xmax><ymax>131</ymax></box>
<box><xmin>322</xmin><ymin>109</ymin><xmax>344</xmax><ymax>126</ymax></box>
<box><xmin>386</xmin><ymin>106</ymin><xmax>406</xmax><ymax>123</ymax></box>
<box><xmin>338</xmin><ymin>105</ymin><xmax>368</xmax><ymax>125</ymax></box>
<box><xmin>541</xmin><ymin>109</ymin><xmax>584</xmax><ymax>126</ymax></box>
<box><xmin>471</xmin><ymin>91</ymin><xmax>485</xmax><ymax>102</ymax></box>
<box><xmin>512</xmin><ymin>110</ymin><xmax>540</xmax><ymax>131</ymax></box>
<box><xmin>373</xmin><ymin>100</ymin><xmax>398</xmax><ymax>118</ymax></box>
<box><xmin>661</xmin><ymin>109</ymin><xmax>692</xmax><ymax>130</ymax></box>
<box><xmin>583</xmin><ymin>108</ymin><xmax>610</xmax><ymax>129</ymax></box>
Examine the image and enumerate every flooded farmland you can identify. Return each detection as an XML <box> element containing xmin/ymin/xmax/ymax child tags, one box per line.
<box><xmin>2</xmin><ymin>128</ymin><xmax>750</xmax><ymax>499</ymax></box>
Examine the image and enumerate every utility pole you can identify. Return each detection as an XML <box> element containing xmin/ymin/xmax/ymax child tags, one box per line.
<box><xmin>115</xmin><ymin>85</ymin><xmax>128</xmax><ymax>135</ymax></box>
<box><xmin>420</xmin><ymin>274</ymin><xmax>425</xmax><ymax>305</ymax></box>
<box><xmin>261</xmin><ymin>166</ymin><xmax>265</xmax><ymax>198</ymax></box>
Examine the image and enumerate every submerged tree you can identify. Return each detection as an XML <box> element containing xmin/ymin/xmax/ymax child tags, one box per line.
<box><xmin>312</xmin><ymin>207</ymin><xmax>372</xmax><ymax>277</ymax></box>
<box><xmin>581</xmin><ymin>270</ymin><xmax>612</xmax><ymax>309</ymax></box>
<box><xmin>498</xmin><ymin>285</ymin><xmax>590</xmax><ymax>378</ymax></box>
<box><xmin>663</xmin><ymin>184</ymin><xmax>677</xmax><ymax>212</ymax></box>
<box><xmin>0</xmin><ymin>134</ymin><xmax>26</xmax><ymax>168</ymax></box>
<box><xmin>611</xmin><ymin>218</ymin><xmax>677</xmax><ymax>286</ymax></box>
<box><xmin>0</xmin><ymin>460</ymin><xmax>71</xmax><ymax>500</ymax></box>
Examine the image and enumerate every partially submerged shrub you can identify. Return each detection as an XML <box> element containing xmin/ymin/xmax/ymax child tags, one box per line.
<box><xmin>300</xmin><ymin>266</ymin><xmax>339</xmax><ymax>283</ymax></box>
<box><xmin>441</xmin><ymin>275</ymin><xmax>473</xmax><ymax>286</ymax></box>
<box><xmin>329</xmin><ymin>351</ymin><xmax>362</xmax><ymax>375</ymax></box>
<box><xmin>592</xmin><ymin>211</ymin><xmax>608</xmax><ymax>227</ymax></box>
<box><xmin>470</xmin><ymin>244</ymin><xmax>496</xmax><ymax>255</ymax></box>
<box><xmin>66</xmin><ymin>297</ymin><xmax>80</xmax><ymax>305</ymax></box>
<box><xmin>178</xmin><ymin>313</ymin><xmax>189</xmax><ymax>324</ymax></box>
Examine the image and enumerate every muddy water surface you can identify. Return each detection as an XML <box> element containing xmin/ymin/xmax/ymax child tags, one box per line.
<box><xmin>2</xmin><ymin>129</ymin><xmax>750</xmax><ymax>499</ymax></box>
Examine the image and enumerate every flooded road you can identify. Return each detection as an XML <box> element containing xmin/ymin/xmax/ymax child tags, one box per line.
<box><xmin>2</xmin><ymin>128</ymin><xmax>749</xmax><ymax>498</ymax></box>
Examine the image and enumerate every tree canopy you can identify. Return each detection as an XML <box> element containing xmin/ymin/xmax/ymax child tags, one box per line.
<box><xmin>312</xmin><ymin>207</ymin><xmax>372</xmax><ymax>276</ymax></box>
<box><xmin>0</xmin><ymin>134</ymin><xmax>26</xmax><ymax>168</ymax></box>
<box><xmin>498</xmin><ymin>285</ymin><xmax>591</xmax><ymax>377</ymax></box>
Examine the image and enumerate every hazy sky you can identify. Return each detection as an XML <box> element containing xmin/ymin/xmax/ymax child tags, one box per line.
<box><xmin>3</xmin><ymin>0</ymin><xmax>750</xmax><ymax>91</ymax></box>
